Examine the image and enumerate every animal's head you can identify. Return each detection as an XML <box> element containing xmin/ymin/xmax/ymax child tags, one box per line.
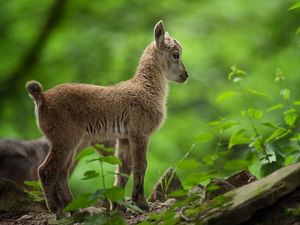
<box><xmin>154</xmin><ymin>20</ymin><xmax>188</xmax><ymax>83</ymax></box>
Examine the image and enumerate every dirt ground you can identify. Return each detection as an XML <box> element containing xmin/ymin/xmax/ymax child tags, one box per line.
<box><xmin>0</xmin><ymin>200</ymin><xmax>172</xmax><ymax>225</ymax></box>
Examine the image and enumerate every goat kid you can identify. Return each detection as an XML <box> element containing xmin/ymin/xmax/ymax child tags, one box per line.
<box><xmin>26</xmin><ymin>20</ymin><xmax>188</xmax><ymax>218</ymax></box>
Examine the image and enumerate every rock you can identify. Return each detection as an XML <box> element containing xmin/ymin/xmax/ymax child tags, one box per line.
<box><xmin>225</xmin><ymin>169</ymin><xmax>257</xmax><ymax>188</ymax></box>
<box><xmin>205</xmin><ymin>178</ymin><xmax>235</xmax><ymax>200</ymax></box>
<box><xmin>180</xmin><ymin>162</ymin><xmax>300</xmax><ymax>225</ymax></box>
<box><xmin>148</xmin><ymin>167</ymin><xmax>183</xmax><ymax>202</ymax></box>
<box><xmin>205</xmin><ymin>170</ymin><xmax>257</xmax><ymax>201</ymax></box>
<box><xmin>241</xmin><ymin>187</ymin><xmax>300</xmax><ymax>225</ymax></box>
<box><xmin>0</xmin><ymin>177</ymin><xmax>47</xmax><ymax>217</ymax></box>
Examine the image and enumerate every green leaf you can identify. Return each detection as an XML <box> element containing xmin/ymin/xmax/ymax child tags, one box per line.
<box><xmin>228</xmin><ymin>129</ymin><xmax>251</xmax><ymax>149</ymax></box>
<box><xmin>107</xmin><ymin>171</ymin><xmax>130</xmax><ymax>178</ymax></box>
<box><xmin>224</xmin><ymin>159</ymin><xmax>251</xmax><ymax>171</ymax></box>
<box><xmin>293</xmin><ymin>101</ymin><xmax>300</xmax><ymax>106</ymax></box>
<box><xmin>219</xmin><ymin>121</ymin><xmax>239</xmax><ymax>130</ymax></box>
<box><xmin>104</xmin><ymin>187</ymin><xmax>125</xmax><ymax>203</ymax></box>
<box><xmin>207</xmin><ymin>120</ymin><xmax>221</xmax><ymax>126</ymax></box>
<box><xmin>193</xmin><ymin>132</ymin><xmax>213</xmax><ymax>143</ymax></box>
<box><xmin>206</xmin><ymin>184</ymin><xmax>220</xmax><ymax>192</ymax></box>
<box><xmin>81</xmin><ymin>170</ymin><xmax>99</xmax><ymax>180</ymax></box>
<box><xmin>266</xmin><ymin>103</ymin><xmax>284</xmax><ymax>112</ymax></box>
<box><xmin>261</xmin><ymin>122</ymin><xmax>278</xmax><ymax>129</ymax></box>
<box><xmin>228</xmin><ymin>65</ymin><xmax>247</xmax><ymax>81</ymax></box>
<box><xmin>289</xmin><ymin>2</ymin><xmax>300</xmax><ymax>10</ymax></box>
<box><xmin>106</xmin><ymin>214</ymin><xmax>126</xmax><ymax>225</ymax></box>
<box><xmin>296</xmin><ymin>27</ymin><xmax>300</xmax><ymax>35</ymax></box>
<box><xmin>216</xmin><ymin>91</ymin><xmax>240</xmax><ymax>102</ymax></box>
<box><xmin>245</xmin><ymin>89</ymin><xmax>267</xmax><ymax>97</ymax></box>
<box><xmin>137</xmin><ymin>222</ymin><xmax>153</xmax><ymax>225</ymax></box>
<box><xmin>94</xmin><ymin>144</ymin><xmax>115</xmax><ymax>154</ymax></box>
<box><xmin>75</xmin><ymin>147</ymin><xmax>96</xmax><ymax>161</ymax></box>
<box><xmin>274</xmin><ymin>68</ymin><xmax>285</xmax><ymax>82</ymax></box>
<box><xmin>265</xmin><ymin>127</ymin><xmax>290</xmax><ymax>143</ymax></box>
<box><xmin>88</xmin><ymin>155</ymin><xmax>122</xmax><ymax>165</ymax></box>
<box><xmin>260</xmin><ymin>162</ymin><xmax>282</xmax><ymax>177</ymax></box>
<box><xmin>177</xmin><ymin>158</ymin><xmax>201</xmax><ymax>170</ymax></box>
<box><xmin>24</xmin><ymin>180</ymin><xmax>42</xmax><ymax>191</ymax></box>
<box><xmin>102</xmin><ymin>155</ymin><xmax>121</xmax><ymax>165</ymax></box>
<box><xmin>203</xmin><ymin>154</ymin><xmax>219</xmax><ymax>165</ymax></box>
<box><xmin>284</xmin><ymin>109</ymin><xmax>298</xmax><ymax>127</ymax></box>
<box><xmin>246</xmin><ymin>108</ymin><xmax>263</xmax><ymax>120</ymax></box>
<box><xmin>168</xmin><ymin>189</ymin><xmax>188</xmax><ymax>198</ymax></box>
<box><xmin>64</xmin><ymin>193</ymin><xmax>96</xmax><ymax>212</ymax></box>
<box><xmin>84</xmin><ymin>214</ymin><xmax>108</xmax><ymax>225</ymax></box>
<box><xmin>184</xmin><ymin>172</ymin><xmax>214</xmax><ymax>186</ymax></box>
<box><xmin>280</xmin><ymin>88</ymin><xmax>290</xmax><ymax>100</ymax></box>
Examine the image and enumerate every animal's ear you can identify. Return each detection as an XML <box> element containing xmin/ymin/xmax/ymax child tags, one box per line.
<box><xmin>154</xmin><ymin>20</ymin><xmax>165</xmax><ymax>49</ymax></box>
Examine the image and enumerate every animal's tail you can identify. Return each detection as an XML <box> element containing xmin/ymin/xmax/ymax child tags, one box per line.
<box><xmin>26</xmin><ymin>80</ymin><xmax>43</xmax><ymax>103</ymax></box>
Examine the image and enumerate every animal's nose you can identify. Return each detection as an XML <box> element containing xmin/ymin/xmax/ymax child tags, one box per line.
<box><xmin>184</xmin><ymin>71</ymin><xmax>188</xmax><ymax>78</ymax></box>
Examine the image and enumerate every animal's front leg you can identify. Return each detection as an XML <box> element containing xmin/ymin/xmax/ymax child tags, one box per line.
<box><xmin>129</xmin><ymin>134</ymin><xmax>149</xmax><ymax>210</ymax></box>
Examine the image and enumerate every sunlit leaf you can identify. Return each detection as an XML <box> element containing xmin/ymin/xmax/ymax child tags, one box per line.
<box><xmin>168</xmin><ymin>189</ymin><xmax>188</xmax><ymax>198</ymax></box>
<box><xmin>228</xmin><ymin>65</ymin><xmax>247</xmax><ymax>81</ymax></box>
<box><xmin>64</xmin><ymin>193</ymin><xmax>96</xmax><ymax>212</ymax></box>
<box><xmin>75</xmin><ymin>147</ymin><xmax>96</xmax><ymax>160</ymax></box>
<box><xmin>203</xmin><ymin>154</ymin><xmax>219</xmax><ymax>165</ymax></box>
<box><xmin>284</xmin><ymin>109</ymin><xmax>298</xmax><ymax>127</ymax></box>
<box><xmin>293</xmin><ymin>101</ymin><xmax>300</xmax><ymax>106</ymax></box>
<box><xmin>206</xmin><ymin>184</ymin><xmax>220</xmax><ymax>192</ymax></box>
<box><xmin>104</xmin><ymin>187</ymin><xmax>125</xmax><ymax>203</ymax></box>
<box><xmin>228</xmin><ymin>129</ymin><xmax>251</xmax><ymax>149</ymax></box>
<box><xmin>265</xmin><ymin>127</ymin><xmax>291</xmax><ymax>143</ymax></box>
<box><xmin>289</xmin><ymin>2</ymin><xmax>300</xmax><ymax>10</ymax></box>
<box><xmin>280</xmin><ymin>88</ymin><xmax>290</xmax><ymax>100</ymax></box>
<box><xmin>207</xmin><ymin>120</ymin><xmax>221</xmax><ymax>126</ymax></box>
<box><xmin>102</xmin><ymin>155</ymin><xmax>121</xmax><ymax>165</ymax></box>
<box><xmin>219</xmin><ymin>121</ymin><xmax>239</xmax><ymax>130</ymax></box>
<box><xmin>94</xmin><ymin>144</ymin><xmax>115</xmax><ymax>154</ymax></box>
<box><xmin>89</xmin><ymin>156</ymin><xmax>121</xmax><ymax>165</ymax></box>
<box><xmin>261</xmin><ymin>122</ymin><xmax>278</xmax><ymax>129</ymax></box>
<box><xmin>177</xmin><ymin>159</ymin><xmax>201</xmax><ymax>170</ymax></box>
<box><xmin>224</xmin><ymin>159</ymin><xmax>251</xmax><ymax>170</ymax></box>
<box><xmin>193</xmin><ymin>132</ymin><xmax>213</xmax><ymax>143</ymax></box>
<box><xmin>266</xmin><ymin>103</ymin><xmax>284</xmax><ymax>112</ymax></box>
<box><xmin>246</xmin><ymin>89</ymin><xmax>267</xmax><ymax>97</ymax></box>
<box><xmin>246</xmin><ymin>108</ymin><xmax>263</xmax><ymax>120</ymax></box>
<box><xmin>216</xmin><ymin>91</ymin><xmax>240</xmax><ymax>102</ymax></box>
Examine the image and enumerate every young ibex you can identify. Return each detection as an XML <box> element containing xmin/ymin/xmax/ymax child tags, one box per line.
<box><xmin>26</xmin><ymin>21</ymin><xmax>188</xmax><ymax>218</ymax></box>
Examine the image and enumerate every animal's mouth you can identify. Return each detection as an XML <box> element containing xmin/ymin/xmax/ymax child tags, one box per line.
<box><xmin>178</xmin><ymin>74</ymin><xmax>188</xmax><ymax>83</ymax></box>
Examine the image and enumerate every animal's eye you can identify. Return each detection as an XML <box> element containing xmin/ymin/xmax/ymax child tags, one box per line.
<box><xmin>172</xmin><ymin>52</ymin><xmax>179</xmax><ymax>59</ymax></box>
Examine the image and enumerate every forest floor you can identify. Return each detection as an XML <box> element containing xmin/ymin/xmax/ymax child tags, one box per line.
<box><xmin>0</xmin><ymin>200</ymin><xmax>172</xmax><ymax>225</ymax></box>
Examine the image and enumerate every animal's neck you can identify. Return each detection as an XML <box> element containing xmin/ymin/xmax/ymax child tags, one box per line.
<box><xmin>133</xmin><ymin>43</ymin><xmax>168</xmax><ymax>99</ymax></box>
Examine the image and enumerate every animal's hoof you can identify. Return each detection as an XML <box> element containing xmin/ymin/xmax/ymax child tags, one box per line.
<box><xmin>136</xmin><ymin>198</ymin><xmax>149</xmax><ymax>210</ymax></box>
<box><xmin>55</xmin><ymin>210</ymin><xmax>67</xmax><ymax>220</ymax></box>
<box><xmin>111</xmin><ymin>202</ymin><xmax>127</xmax><ymax>212</ymax></box>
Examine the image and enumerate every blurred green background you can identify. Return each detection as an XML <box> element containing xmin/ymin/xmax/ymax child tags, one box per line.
<box><xmin>0</xmin><ymin>0</ymin><xmax>299</xmax><ymax>196</ymax></box>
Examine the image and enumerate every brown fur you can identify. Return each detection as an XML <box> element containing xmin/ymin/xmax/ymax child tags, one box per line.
<box><xmin>26</xmin><ymin>21</ymin><xmax>188</xmax><ymax>218</ymax></box>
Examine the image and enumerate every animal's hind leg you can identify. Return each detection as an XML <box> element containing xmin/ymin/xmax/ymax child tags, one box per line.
<box><xmin>39</xmin><ymin>150</ymin><xmax>65</xmax><ymax>219</ymax></box>
<box><xmin>114</xmin><ymin>138</ymin><xmax>132</xmax><ymax>188</ymax></box>
<box><xmin>39</xmin><ymin>141</ymin><xmax>76</xmax><ymax>219</ymax></box>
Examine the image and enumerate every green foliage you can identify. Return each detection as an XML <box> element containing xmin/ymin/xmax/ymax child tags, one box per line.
<box><xmin>24</xmin><ymin>180</ymin><xmax>44</xmax><ymax>202</ymax></box>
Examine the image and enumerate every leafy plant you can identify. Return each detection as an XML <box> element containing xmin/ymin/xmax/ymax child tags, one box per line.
<box><xmin>63</xmin><ymin>145</ymin><xmax>132</xmax><ymax>224</ymax></box>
